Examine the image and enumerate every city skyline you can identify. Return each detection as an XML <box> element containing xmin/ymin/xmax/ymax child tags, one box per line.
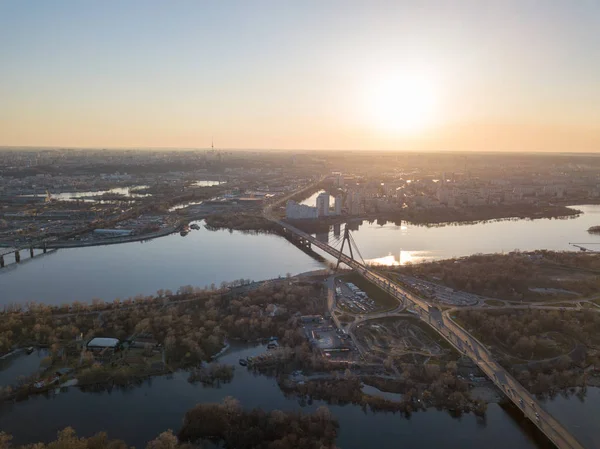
<box><xmin>1</xmin><ymin>1</ymin><xmax>600</xmax><ymax>152</ymax></box>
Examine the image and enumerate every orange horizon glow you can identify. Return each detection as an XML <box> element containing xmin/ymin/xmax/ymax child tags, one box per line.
<box><xmin>2</xmin><ymin>2</ymin><xmax>599</xmax><ymax>152</ymax></box>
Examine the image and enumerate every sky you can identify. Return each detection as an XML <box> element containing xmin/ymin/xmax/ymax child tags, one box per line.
<box><xmin>1</xmin><ymin>0</ymin><xmax>599</xmax><ymax>152</ymax></box>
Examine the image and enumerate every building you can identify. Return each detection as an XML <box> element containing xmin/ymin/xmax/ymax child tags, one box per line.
<box><xmin>334</xmin><ymin>195</ymin><xmax>342</xmax><ymax>216</ymax></box>
<box><xmin>86</xmin><ymin>337</ymin><xmax>121</xmax><ymax>357</ymax></box>
<box><xmin>286</xmin><ymin>200</ymin><xmax>318</xmax><ymax>219</ymax></box>
<box><xmin>93</xmin><ymin>229</ymin><xmax>134</xmax><ymax>237</ymax></box>
<box><xmin>316</xmin><ymin>192</ymin><xmax>330</xmax><ymax>217</ymax></box>
<box><xmin>347</xmin><ymin>192</ymin><xmax>362</xmax><ymax>215</ymax></box>
<box><xmin>332</xmin><ymin>171</ymin><xmax>344</xmax><ymax>187</ymax></box>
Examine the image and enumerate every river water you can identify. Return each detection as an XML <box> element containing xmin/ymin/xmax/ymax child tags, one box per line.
<box><xmin>2</xmin><ymin>343</ymin><xmax>589</xmax><ymax>449</ymax></box>
<box><xmin>3</xmin><ymin>206</ymin><xmax>600</xmax><ymax>306</ymax></box>
<box><xmin>315</xmin><ymin>205</ymin><xmax>600</xmax><ymax>266</ymax></box>
<box><xmin>0</xmin><ymin>222</ymin><xmax>323</xmax><ymax>306</ymax></box>
<box><xmin>19</xmin><ymin>186</ymin><xmax>151</xmax><ymax>202</ymax></box>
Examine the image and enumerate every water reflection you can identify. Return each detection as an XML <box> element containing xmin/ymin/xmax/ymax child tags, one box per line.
<box><xmin>19</xmin><ymin>186</ymin><xmax>151</xmax><ymax>202</ymax></box>
<box><xmin>366</xmin><ymin>250</ymin><xmax>434</xmax><ymax>266</ymax></box>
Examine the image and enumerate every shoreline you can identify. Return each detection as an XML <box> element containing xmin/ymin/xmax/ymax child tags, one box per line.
<box><xmin>0</xmin><ymin>224</ymin><xmax>183</xmax><ymax>250</ymax></box>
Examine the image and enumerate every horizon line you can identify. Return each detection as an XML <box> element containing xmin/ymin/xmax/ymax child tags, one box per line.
<box><xmin>1</xmin><ymin>145</ymin><xmax>599</xmax><ymax>155</ymax></box>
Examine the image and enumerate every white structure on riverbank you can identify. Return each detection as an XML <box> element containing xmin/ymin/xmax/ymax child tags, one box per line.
<box><xmin>316</xmin><ymin>192</ymin><xmax>330</xmax><ymax>217</ymax></box>
<box><xmin>334</xmin><ymin>195</ymin><xmax>342</xmax><ymax>215</ymax></box>
<box><xmin>286</xmin><ymin>200</ymin><xmax>318</xmax><ymax>219</ymax></box>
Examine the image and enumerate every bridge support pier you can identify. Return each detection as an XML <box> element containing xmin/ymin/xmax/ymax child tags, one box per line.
<box><xmin>15</xmin><ymin>251</ymin><xmax>20</xmax><ymax>263</ymax></box>
<box><xmin>30</xmin><ymin>247</ymin><xmax>34</xmax><ymax>258</ymax></box>
<box><xmin>43</xmin><ymin>244</ymin><xmax>47</xmax><ymax>254</ymax></box>
<box><xmin>0</xmin><ymin>255</ymin><xmax>4</xmax><ymax>268</ymax></box>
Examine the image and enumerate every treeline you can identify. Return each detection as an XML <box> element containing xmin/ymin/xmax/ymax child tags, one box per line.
<box><xmin>283</xmin><ymin>374</ymin><xmax>485</xmax><ymax>416</ymax></box>
<box><xmin>0</xmin><ymin>427</ymin><xmax>187</xmax><ymax>449</ymax></box>
<box><xmin>187</xmin><ymin>362</ymin><xmax>234</xmax><ymax>386</ymax></box>
<box><xmin>178</xmin><ymin>397</ymin><xmax>338</xmax><ymax>449</ymax></box>
<box><xmin>588</xmin><ymin>225</ymin><xmax>600</xmax><ymax>234</ymax></box>
<box><xmin>395</xmin><ymin>204</ymin><xmax>580</xmax><ymax>225</ymax></box>
<box><xmin>1</xmin><ymin>399</ymin><xmax>338</xmax><ymax>449</ymax></box>
<box><xmin>281</xmin><ymin>360</ymin><xmax>486</xmax><ymax>416</ymax></box>
<box><xmin>203</xmin><ymin>213</ymin><xmax>280</xmax><ymax>233</ymax></box>
<box><xmin>0</xmin><ymin>280</ymin><xmax>325</xmax><ymax>370</ymax></box>
<box><xmin>456</xmin><ymin>309</ymin><xmax>600</xmax><ymax>395</ymax></box>
<box><xmin>396</xmin><ymin>250</ymin><xmax>600</xmax><ymax>300</ymax></box>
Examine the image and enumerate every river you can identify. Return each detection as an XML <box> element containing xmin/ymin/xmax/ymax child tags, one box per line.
<box><xmin>19</xmin><ymin>185</ymin><xmax>151</xmax><ymax>202</ymax></box>
<box><xmin>3</xmin><ymin>206</ymin><xmax>600</xmax><ymax>306</ymax></box>
<box><xmin>0</xmin><ymin>222</ymin><xmax>323</xmax><ymax>306</ymax></box>
<box><xmin>312</xmin><ymin>205</ymin><xmax>600</xmax><ymax>266</ymax></box>
<box><xmin>2</xmin><ymin>343</ymin><xmax>588</xmax><ymax>449</ymax></box>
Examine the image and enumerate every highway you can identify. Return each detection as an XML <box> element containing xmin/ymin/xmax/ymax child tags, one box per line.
<box><xmin>268</xmin><ymin>216</ymin><xmax>586</xmax><ymax>449</ymax></box>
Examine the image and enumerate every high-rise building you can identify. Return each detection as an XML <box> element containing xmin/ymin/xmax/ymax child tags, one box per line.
<box><xmin>331</xmin><ymin>171</ymin><xmax>344</xmax><ymax>187</ymax></box>
<box><xmin>334</xmin><ymin>195</ymin><xmax>342</xmax><ymax>215</ymax></box>
<box><xmin>316</xmin><ymin>192</ymin><xmax>330</xmax><ymax>217</ymax></box>
<box><xmin>350</xmin><ymin>192</ymin><xmax>362</xmax><ymax>215</ymax></box>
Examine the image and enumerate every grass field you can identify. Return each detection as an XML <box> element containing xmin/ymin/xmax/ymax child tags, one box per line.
<box><xmin>485</xmin><ymin>299</ymin><xmax>505</xmax><ymax>307</ymax></box>
<box><xmin>339</xmin><ymin>272</ymin><xmax>400</xmax><ymax>312</ymax></box>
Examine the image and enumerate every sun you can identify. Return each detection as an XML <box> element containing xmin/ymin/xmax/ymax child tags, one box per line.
<box><xmin>366</xmin><ymin>73</ymin><xmax>439</xmax><ymax>135</ymax></box>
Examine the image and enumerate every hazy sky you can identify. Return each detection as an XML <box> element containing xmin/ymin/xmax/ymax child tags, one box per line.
<box><xmin>1</xmin><ymin>1</ymin><xmax>599</xmax><ymax>151</ymax></box>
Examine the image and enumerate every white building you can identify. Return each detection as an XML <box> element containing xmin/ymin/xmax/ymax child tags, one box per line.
<box><xmin>348</xmin><ymin>192</ymin><xmax>362</xmax><ymax>215</ymax></box>
<box><xmin>316</xmin><ymin>192</ymin><xmax>330</xmax><ymax>217</ymax></box>
<box><xmin>334</xmin><ymin>195</ymin><xmax>342</xmax><ymax>215</ymax></box>
<box><xmin>286</xmin><ymin>200</ymin><xmax>318</xmax><ymax>219</ymax></box>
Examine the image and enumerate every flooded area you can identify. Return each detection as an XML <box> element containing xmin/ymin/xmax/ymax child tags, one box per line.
<box><xmin>0</xmin><ymin>344</ymin><xmax>557</xmax><ymax>449</ymax></box>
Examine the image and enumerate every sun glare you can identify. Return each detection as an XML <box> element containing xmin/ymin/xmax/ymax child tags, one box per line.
<box><xmin>366</xmin><ymin>73</ymin><xmax>438</xmax><ymax>135</ymax></box>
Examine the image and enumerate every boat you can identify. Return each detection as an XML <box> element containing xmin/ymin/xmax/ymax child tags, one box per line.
<box><xmin>26</xmin><ymin>347</ymin><xmax>34</xmax><ymax>354</ymax></box>
<box><xmin>238</xmin><ymin>359</ymin><xmax>248</xmax><ymax>366</ymax></box>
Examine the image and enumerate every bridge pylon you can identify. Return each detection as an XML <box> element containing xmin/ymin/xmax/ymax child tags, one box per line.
<box><xmin>335</xmin><ymin>225</ymin><xmax>354</xmax><ymax>271</ymax></box>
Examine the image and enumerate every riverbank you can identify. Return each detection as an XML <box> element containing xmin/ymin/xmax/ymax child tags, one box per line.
<box><xmin>287</xmin><ymin>204</ymin><xmax>582</xmax><ymax>234</ymax></box>
<box><xmin>0</xmin><ymin>222</ymin><xmax>188</xmax><ymax>250</ymax></box>
<box><xmin>44</xmin><ymin>225</ymin><xmax>182</xmax><ymax>248</ymax></box>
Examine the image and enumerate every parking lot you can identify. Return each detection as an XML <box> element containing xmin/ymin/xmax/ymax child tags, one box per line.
<box><xmin>334</xmin><ymin>278</ymin><xmax>378</xmax><ymax>314</ymax></box>
<box><xmin>395</xmin><ymin>274</ymin><xmax>481</xmax><ymax>306</ymax></box>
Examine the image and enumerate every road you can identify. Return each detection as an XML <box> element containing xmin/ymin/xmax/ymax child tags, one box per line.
<box><xmin>266</xmin><ymin>212</ymin><xmax>586</xmax><ymax>449</ymax></box>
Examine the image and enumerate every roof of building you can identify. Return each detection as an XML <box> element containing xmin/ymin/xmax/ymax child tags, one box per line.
<box><xmin>87</xmin><ymin>337</ymin><xmax>120</xmax><ymax>348</ymax></box>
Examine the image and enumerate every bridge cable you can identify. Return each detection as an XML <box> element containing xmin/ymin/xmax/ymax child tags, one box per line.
<box><xmin>348</xmin><ymin>233</ymin><xmax>367</xmax><ymax>266</ymax></box>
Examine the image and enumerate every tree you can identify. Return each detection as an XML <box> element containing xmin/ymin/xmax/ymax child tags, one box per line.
<box><xmin>0</xmin><ymin>432</ymin><xmax>12</xmax><ymax>449</ymax></box>
<box><xmin>315</xmin><ymin>405</ymin><xmax>332</xmax><ymax>422</ymax></box>
<box><xmin>222</xmin><ymin>396</ymin><xmax>241</xmax><ymax>415</ymax></box>
<box><xmin>146</xmin><ymin>430</ymin><xmax>178</xmax><ymax>449</ymax></box>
